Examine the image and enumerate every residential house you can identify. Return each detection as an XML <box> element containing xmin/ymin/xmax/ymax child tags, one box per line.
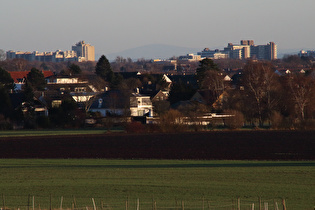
<box><xmin>130</xmin><ymin>92</ymin><xmax>153</xmax><ymax>117</ymax></box>
<box><xmin>190</xmin><ymin>89</ymin><xmax>227</xmax><ymax>111</ymax></box>
<box><xmin>151</xmin><ymin>90</ymin><xmax>169</xmax><ymax>102</ymax></box>
<box><xmin>9</xmin><ymin>92</ymin><xmax>49</xmax><ymax>117</ymax></box>
<box><xmin>45</xmin><ymin>75</ymin><xmax>100</xmax><ymax>108</ymax></box>
<box><xmin>9</xmin><ymin>70</ymin><xmax>54</xmax><ymax>91</ymax></box>
<box><xmin>89</xmin><ymin>90</ymin><xmax>153</xmax><ymax>117</ymax></box>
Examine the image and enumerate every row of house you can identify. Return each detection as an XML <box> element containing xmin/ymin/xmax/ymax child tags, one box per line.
<box><xmin>8</xmin><ymin>71</ymin><xmax>164</xmax><ymax>120</ymax></box>
<box><xmin>8</xmin><ymin>64</ymin><xmax>308</xmax><ymax>125</ymax></box>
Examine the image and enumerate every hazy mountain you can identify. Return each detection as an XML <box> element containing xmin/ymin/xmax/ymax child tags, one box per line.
<box><xmin>106</xmin><ymin>44</ymin><xmax>201</xmax><ymax>61</ymax></box>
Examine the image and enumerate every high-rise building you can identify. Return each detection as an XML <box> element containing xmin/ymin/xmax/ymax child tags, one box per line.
<box><xmin>72</xmin><ymin>41</ymin><xmax>95</xmax><ymax>62</ymax></box>
<box><xmin>198</xmin><ymin>40</ymin><xmax>277</xmax><ymax>60</ymax></box>
<box><xmin>267</xmin><ymin>42</ymin><xmax>277</xmax><ymax>60</ymax></box>
<box><xmin>240</xmin><ymin>40</ymin><xmax>254</xmax><ymax>46</ymax></box>
<box><xmin>6</xmin><ymin>41</ymin><xmax>95</xmax><ymax>62</ymax></box>
<box><xmin>223</xmin><ymin>43</ymin><xmax>251</xmax><ymax>59</ymax></box>
<box><xmin>250</xmin><ymin>42</ymin><xmax>277</xmax><ymax>60</ymax></box>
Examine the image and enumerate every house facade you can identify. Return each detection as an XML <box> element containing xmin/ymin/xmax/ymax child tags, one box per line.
<box><xmin>45</xmin><ymin>75</ymin><xmax>99</xmax><ymax>104</ymax></box>
<box><xmin>89</xmin><ymin>90</ymin><xmax>153</xmax><ymax>117</ymax></box>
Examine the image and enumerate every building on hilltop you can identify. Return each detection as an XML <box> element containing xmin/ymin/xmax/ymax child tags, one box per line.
<box><xmin>6</xmin><ymin>41</ymin><xmax>95</xmax><ymax>62</ymax></box>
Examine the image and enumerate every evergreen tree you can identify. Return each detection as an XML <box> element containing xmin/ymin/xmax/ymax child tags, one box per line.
<box><xmin>0</xmin><ymin>68</ymin><xmax>14</xmax><ymax>119</ymax></box>
<box><xmin>0</xmin><ymin>86</ymin><xmax>12</xmax><ymax>118</ymax></box>
<box><xmin>69</xmin><ymin>63</ymin><xmax>82</xmax><ymax>75</ymax></box>
<box><xmin>23</xmin><ymin>80</ymin><xmax>34</xmax><ymax>103</ymax></box>
<box><xmin>0</xmin><ymin>67</ymin><xmax>15</xmax><ymax>92</ymax></box>
<box><xmin>168</xmin><ymin>80</ymin><xmax>196</xmax><ymax>105</ymax></box>
<box><xmin>95</xmin><ymin>55</ymin><xmax>114</xmax><ymax>83</ymax></box>
<box><xmin>27</xmin><ymin>68</ymin><xmax>46</xmax><ymax>91</ymax></box>
<box><xmin>196</xmin><ymin>58</ymin><xmax>219</xmax><ymax>88</ymax></box>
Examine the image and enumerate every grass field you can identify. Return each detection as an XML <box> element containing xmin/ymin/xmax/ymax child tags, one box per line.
<box><xmin>0</xmin><ymin>129</ymin><xmax>112</xmax><ymax>137</ymax></box>
<box><xmin>0</xmin><ymin>159</ymin><xmax>314</xmax><ymax>210</ymax></box>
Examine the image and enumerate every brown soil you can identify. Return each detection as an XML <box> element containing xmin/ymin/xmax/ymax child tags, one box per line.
<box><xmin>0</xmin><ymin>130</ymin><xmax>314</xmax><ymax>160</ymax></box>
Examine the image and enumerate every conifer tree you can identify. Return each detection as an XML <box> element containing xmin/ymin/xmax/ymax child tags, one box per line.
<box><xmin>95</xmin><ymin>55</ymin><xmax>114</xmax><ymax>83</ymax></box>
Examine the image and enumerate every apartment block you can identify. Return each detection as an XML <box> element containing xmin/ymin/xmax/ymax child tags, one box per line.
<box><xmin>197</xmin><ymin>48</ymin><xmax>229</xmax><ymax>59</ymax></box>
<box><xmin>6</xmin><ymin>41</ymin><xmax>95</xmax><ymax>62</ymax></box>
<box><xmin>178</xmin><ymin>54</ymin><xmax>202</xmax><ymax>62</ymax></box>
<box><xmin>72</xmin><ymin>41</ymin><xmax>95</xmax><ymax>62</ymax></box>
<box><xmin>298</xmin><ymin>50</ymin><xmax>315</xmax><ymax>57</ymax></box>
<box><xmin>198</xmin><ymin>40</ymin><xmax>277</xmax><ymax>60</ymax></box>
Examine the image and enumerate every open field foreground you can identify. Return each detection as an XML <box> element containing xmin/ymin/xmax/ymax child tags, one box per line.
<box><xmin>0</xmin><ymin>130</ymin><xmax>314</xmax><ymax>160</ymax></box>
<box><xmin>0</xmin><ymin>159</ymin><xmax>314</xmax><ymax>210</ymax></box>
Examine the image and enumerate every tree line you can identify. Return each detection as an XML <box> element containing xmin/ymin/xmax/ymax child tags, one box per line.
<box><xmin>187</xmin><ymin>59</ymin><xmax>315</xmax><ymax>129</ymax></box>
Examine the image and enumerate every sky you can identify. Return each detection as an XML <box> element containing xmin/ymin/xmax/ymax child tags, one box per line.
<box><xmin>1</xmin><ymin>0</ymin><xmax>315</xmax><ymax>57</ymax></box>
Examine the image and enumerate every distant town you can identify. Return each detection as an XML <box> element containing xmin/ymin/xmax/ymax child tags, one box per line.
<box><xmin>6</xmin><ymin>40</ymin><xmax>277</xmax><ymax>62</ymax></box>
<box><xmin>0</xmin><ymin>40</ymin><xmax>315</xmax><ymax>131</ymax></box>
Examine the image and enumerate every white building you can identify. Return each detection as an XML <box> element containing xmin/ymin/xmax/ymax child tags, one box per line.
<box><xmin>179</xmin><ymin>54</ymin><xmax>202</xmax><ymax>62</ymax></box>
<box><xmin>6</xmin><ymin>41</ymin><xmax>95</xmax><ymax>62</ymax></box>
<box><xmin>197</xmin><ymin>48</ymin><xmax>229</xmax><ymax>59</ymax></box>
<box><xmin>72</xmin><ymin>41</ymin><xmax>95</xmax><ymax>62</ymax></box>
<box><xmin>198</xmin><ymin>40</ymin><xmax>277</xmax><ymax>60</ymax></box>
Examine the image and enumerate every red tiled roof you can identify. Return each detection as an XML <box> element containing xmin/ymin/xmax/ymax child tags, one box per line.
<box><xmin>9</xmin><ymin>70</ymin><xmax>54</xmax><ymax>83</ymax></box>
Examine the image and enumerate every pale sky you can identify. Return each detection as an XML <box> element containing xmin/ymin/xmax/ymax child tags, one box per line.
<box><xmin>1</xmin><ymin>0</ymin><xmax>315</xmax><ymax>56</ymax></box>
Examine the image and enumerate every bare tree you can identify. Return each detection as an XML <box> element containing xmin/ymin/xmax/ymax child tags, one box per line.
<box><xmin>202</xmin><ymin>70</ymin><xmax>225</xmax><ymax>99</ymax></box>
<box><xmin>0</xmin><ymin>49</ymin><xmax>5</xmax><ymax>61</ymax></box>
<box><xmin>286</xmin><ymin>74</ymin><xmax>315</xmax><ymax>121</ymax></box>
<box><xmin>159</xmin><ymin>109</ymin><xmax>186</xmax><ymax>132</ymax></box>
<box><xmin>242</xmin><ymin>61</ymin><xmax>279</xmax><ymax>126</ymax></box>
<box><xmin>13</xmin><ymin>58</ymin><xmax>28</xmax><ymax>71</ymax></box>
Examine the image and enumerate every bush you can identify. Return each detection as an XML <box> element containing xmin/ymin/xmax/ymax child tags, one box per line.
<box><xmin>159</xmin><ymin>109</ymin><xmax>187</xmax><ymax>132</ymax></box>
<box><xmin>270</xmin><ymin>111</ymin><xmax>284</xmax><ymax>129</ymax></box>
<box><xmin>224</xmin><ymin>110</ymin><xmax>244</xmax><ymax>129</ymax></box>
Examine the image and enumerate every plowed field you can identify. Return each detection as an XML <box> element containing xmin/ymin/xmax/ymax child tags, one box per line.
<box><xmin>0</xmin><ymin>130</ymin><xmax>314</xmax><ymax>159</ymax></box>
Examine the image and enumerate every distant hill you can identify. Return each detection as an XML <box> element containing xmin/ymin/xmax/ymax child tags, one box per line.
<box><xmin>106</xmin><ymin>44</ymin><xmax>201</xmax><ymax>61</ymax></box>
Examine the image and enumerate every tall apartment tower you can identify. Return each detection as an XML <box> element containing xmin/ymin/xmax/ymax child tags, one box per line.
<box><xmin>250</xmin><ymin>42</ymin><xmax>277</xmax><ymax>60</ymax></box>
<box><xmin>72</xmin><ymin>41</ymin><xmax>95</xmax><ymax>61</ymax></box>
<box><xmin>267</xmin><ymin>42</ymin><xmax>277</xmax><ymax>60</ymax></box>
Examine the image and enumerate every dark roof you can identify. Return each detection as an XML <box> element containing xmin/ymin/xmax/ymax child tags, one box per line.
<box><xmin>168</xmin><ymin>74</ymin><xmax>198</xmax><ymax>88</ymax></box>
<box><xmin>196</xmin><ymin>90</ymin><xmax>217</xmax><ymax>104</ymax></box>
<box><xmin>90</xmin><ymin>90</ymin><xmax>131</xmax><ymax>109</ymax></box>
<box><xmin>115</xmin><ymin>72</ymin><xmax>141</xmax><ymax>79</ymax></box>
<box><xmin>171</xmin><ymin>100</ymin><xmax>193</xmax><ymax>110</ymax></box>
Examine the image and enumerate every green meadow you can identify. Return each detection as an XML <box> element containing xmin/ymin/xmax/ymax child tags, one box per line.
<box><xmin>0</xmin><ymin>159</ymin><xmax>314</xmax><ymax>210</ymax></box>
<box><xmin>0</xmin><ymin>129</ymin><xmax>109</xmax><ymax>137</ymax></box>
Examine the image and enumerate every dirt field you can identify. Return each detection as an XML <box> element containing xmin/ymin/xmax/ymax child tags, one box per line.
<box><xmin>0</xmin><ymin>130</ymin><xmax>314</xmax><ymax>160</ymax></box>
